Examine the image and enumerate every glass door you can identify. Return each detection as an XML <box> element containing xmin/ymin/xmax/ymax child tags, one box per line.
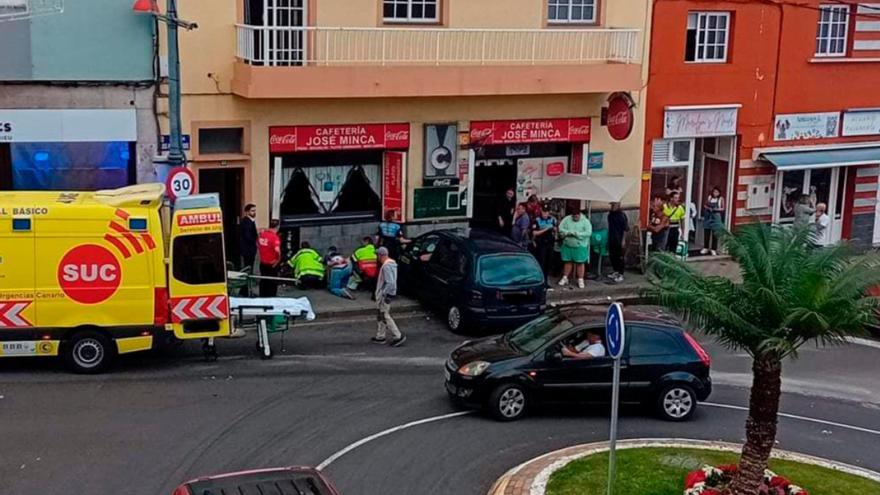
<box><xmin>774</xmin><ymin>167</ymin><xmax>843</xmax><ymax>244</ymax></box>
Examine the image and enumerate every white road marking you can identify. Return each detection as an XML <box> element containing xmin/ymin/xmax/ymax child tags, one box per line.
<box><xmin>704</xmin><ymin>402</ymin><xmax>880</xmax><ymax>436</ymax></box>
<box><xmin>847</xmin><ymin>336</ymin><xmax>880</xmax><ymax>350</ymax></box>
<box><xmin>316</xmin><ymin>411</ymin><xmax>473</xmax><ymax>471</ymax></box>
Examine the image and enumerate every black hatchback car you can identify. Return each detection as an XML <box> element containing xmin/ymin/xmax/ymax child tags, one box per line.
<box><xmin>398</xmin><ymin>229</ymin><xmax>546</xmax><ymax>332</ymax></box>
<box><xmin>444</xmin><ymin>307</ymin><xmax>712</xmax><ymax>421</ymax></box>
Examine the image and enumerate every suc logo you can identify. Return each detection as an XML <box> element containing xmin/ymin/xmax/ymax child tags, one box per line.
<box><xmin>57</xmin><ymin>244</ymin><xmax>122</xmax><ymax>304</ymax></box>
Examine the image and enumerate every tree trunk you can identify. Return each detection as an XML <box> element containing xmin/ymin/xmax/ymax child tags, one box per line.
<box><xmin>728</xmin><ymin>355</ymin><xmax>783</xmax><ymax>495</ymax></box>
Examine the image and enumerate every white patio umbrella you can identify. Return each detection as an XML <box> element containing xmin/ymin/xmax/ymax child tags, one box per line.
<box><xmin>540</xmin><ymin>173</ymin><xmax>637</xmax><ymax>203</ymax></box>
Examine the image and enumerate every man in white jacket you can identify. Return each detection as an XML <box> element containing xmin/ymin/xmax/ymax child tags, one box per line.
<box><xmin>371</xmin><ymin>247</ymin><xmax>406</xmax><ymax>347</ymax></box>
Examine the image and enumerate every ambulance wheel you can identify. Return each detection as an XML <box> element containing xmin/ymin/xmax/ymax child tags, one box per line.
<box><xmin>63</xmin><ymin>331</ymin><xmax>115</xmax><ymax>374</ymax></box>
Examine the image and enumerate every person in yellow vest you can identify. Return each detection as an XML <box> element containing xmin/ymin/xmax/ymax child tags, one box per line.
<box><xmin>351</xmin><ymin>236</ymin><xmax>379</xmax><ymax>290</ymax></box>
<box><xmin>663</xmin><ymin>191</ymin><xmax>687</xmax><ymax>253</ymax></box>
<box><xmin>288</xmin><ymin>241</ymin><xmax>325</xmax><ymax>289</ymax></box>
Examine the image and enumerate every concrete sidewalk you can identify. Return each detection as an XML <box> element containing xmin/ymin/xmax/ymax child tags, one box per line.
<box><xmin>272</xmin><ymin>256</ymin><xmax>740</xmax><ymax>320</ymax></box>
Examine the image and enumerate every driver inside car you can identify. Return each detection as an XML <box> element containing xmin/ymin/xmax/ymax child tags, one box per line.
<box><xmin>561</xmin><ymin>330</ymin><xmax>606</xmax><ymax>360</ymax></box>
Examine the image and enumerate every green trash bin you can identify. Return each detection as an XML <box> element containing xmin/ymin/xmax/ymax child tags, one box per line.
<box><xmin>591</xmin><ymin>229</ymin><xmax>609</xmax><ymax>277</ymax></box>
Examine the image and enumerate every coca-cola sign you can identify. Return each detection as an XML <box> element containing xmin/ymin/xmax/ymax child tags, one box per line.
<box><xmin>606</xmin><ymin>95</ymin><xmax>634</xmax><ymax>141</ymax></box>
<box><xmin>269</xmin><ymin>123</ymin><xmax>410</xmax><ymax>152</ymax></box>
<box><xmin>469</xmin><ymin>118</ymin><xmax>591</xmax><ymax>146</ymax></box>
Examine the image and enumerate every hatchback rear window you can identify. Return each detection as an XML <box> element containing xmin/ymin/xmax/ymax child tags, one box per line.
<box><xmin>629</xmin><ymin>327</ymin><xmax>682</xmax><ymax>357</ymax></box>
<box><xmin>478</xmin><ymin>254</ymin><xmax>544</xmax><ymax>286</ymax></box>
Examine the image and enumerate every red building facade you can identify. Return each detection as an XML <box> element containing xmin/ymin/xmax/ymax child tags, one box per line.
<box><xmin>642</xmin><ymin>0</ymin><xmax>880</xmax><ymax>249</ymax></box>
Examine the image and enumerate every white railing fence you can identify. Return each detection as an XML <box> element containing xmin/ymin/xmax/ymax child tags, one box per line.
<box><xmin>235</xmin><ymin>25</ymin><xmax>640</xmax><ymax>67</ymax></box>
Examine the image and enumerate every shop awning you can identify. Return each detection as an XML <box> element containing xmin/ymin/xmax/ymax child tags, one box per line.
<box><xmin>758</xmin><ymin>146</ymin><xmax>880</xmax><ymax>171</ymax></box>
<box><xmin>540</xmin><ymin>173</ymin><xmax>638</xmax><ymax>203</ymax></box>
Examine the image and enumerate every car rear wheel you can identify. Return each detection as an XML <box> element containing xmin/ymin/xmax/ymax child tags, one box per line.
<box><xmin>447</xmin><ymin>305</ymin><xmax>465</xmax><ymax>333</ymax></box>
<box><xmin>488</xmin><ymin>383</ymin><xmax>528</xmax><ymax>421</ymax></box>
<box><xmin>63</xmin><ymin>330</ymin><xmax>116</xmax><ymax>374</ymax></box>
<box><xmin>656</xmin><ymin>384</ymin><xmax>697</xmax><ymax>421</ymax></box>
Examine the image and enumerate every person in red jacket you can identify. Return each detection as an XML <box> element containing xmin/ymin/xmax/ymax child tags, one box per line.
<box><xmin>258</xmin><ymin>219</ymin><xmax>282</xmax><ymax>297</ymax></box>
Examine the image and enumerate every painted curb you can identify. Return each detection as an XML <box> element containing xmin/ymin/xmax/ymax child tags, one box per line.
<box><xmin>487</xmin><ymin>438</ymin><xmax>880</xmax><ymax>495</ymax></box>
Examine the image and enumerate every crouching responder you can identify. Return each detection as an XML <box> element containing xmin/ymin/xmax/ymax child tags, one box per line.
<box><xmin>288</xmin><ymin>241</ymin><xmax>325</xmax><ymax>289</ymax></box>
<box><xmin>350</xmin><ymin>236</ymin><xmax>379</xmax><ymax>291</ymax></box>
<box><xmin>326</xmin><ymin>254</ymin><xmax>355</xmax><ymax>300</ymax></box>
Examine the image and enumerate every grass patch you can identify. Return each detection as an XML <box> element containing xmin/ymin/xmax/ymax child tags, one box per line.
<box><xmin>545</xmin><ymin>447</ymin><xmax>880</xmax><ymax>495</ymax></box>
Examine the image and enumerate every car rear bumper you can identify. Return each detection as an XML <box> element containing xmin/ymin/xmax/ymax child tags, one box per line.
<box><xmin>697</xmin><ymin>375</ymin><xmax>712</xmax><ymax>401</ymax></box>
<box><xmin>464</xmin><ymin>305</ymin><xmax>543</xmax><ymax>327</ymax></box>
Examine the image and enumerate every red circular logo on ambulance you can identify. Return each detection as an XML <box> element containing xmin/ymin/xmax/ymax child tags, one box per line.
<box><xmin>57</xmin><ymin>244</ymin><xmax>122</xmax><ymax>305</ymax></box>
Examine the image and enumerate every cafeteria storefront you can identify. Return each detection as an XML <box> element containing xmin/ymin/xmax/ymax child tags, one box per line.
<box><xmin>468</xmin><ymin>117</ymin><xmax>591</xmax><ymax>228</ymax></box>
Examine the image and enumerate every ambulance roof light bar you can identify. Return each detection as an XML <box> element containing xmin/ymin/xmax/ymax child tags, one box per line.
<box><xmin>174</xmin><ymin>194</ymin><xmax>220</xmax><ymax>210</ymax></box>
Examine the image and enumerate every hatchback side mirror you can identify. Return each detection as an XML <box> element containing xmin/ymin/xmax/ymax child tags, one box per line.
<box><xmin>546</xmin><ymin>347</ymin><xmax>562</xmax><ymax>362</ymax></box>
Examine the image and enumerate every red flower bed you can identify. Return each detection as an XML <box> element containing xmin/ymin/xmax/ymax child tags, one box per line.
<box><xmin>683</xmin><ymin>464</ymin><xmax>808</xmax><ymax>495</ymax></box>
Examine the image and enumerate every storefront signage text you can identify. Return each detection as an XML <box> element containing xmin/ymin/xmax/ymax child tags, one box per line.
<box><xmin>842</xmin><ymin>110</ymin><xmax>880</xmax><ymax>137</ymax></box>
<box><xmin>663</xmin><ymin>107</ymin><xmax>738</xmax><ymax>139</ymax></box>
<box><xmin>469</xmin><ymin>118</ymin><xmax>591</xmax><ymax>146</ymax></box>
<box><xmin>0</xmin><ymin>109</ymin><xmax>138</xmax><ymax>143</ymax></box>
<box><xmin>774</xmin><ymin>112</ymin><xmax>840</xmax><ymax>141</ymax></box>
<box><xmin>382</xmin><ymin>152</ymin><xmax>405</xmax><ymax>221</ymax></box>
<box><xmin>269</xmin><ymin>123</ymin><xmax>410</xmax><ymax>153</ymax></box>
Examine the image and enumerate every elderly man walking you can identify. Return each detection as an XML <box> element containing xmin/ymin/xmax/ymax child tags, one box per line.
<box><xmin>371</xmin><ymin>247</ymin><xmax>407</xmax><ymax>347</ymax></box>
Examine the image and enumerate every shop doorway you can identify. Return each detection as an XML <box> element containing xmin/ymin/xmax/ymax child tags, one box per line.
<box><xmin>472</xmin><ymin>143</ymin><xmax>572</xmax><ymax>229</ymax></box>
<box><xmin>199</xmin><ymin>167</ymin><xmax>244</xmax><ymax>265</ymax></box>
<box><xmin>473</xmin><ymin>158</ymin><xmax>516</xmax><ymax>229</ymax></box>
<box><xmin>774</xmin><ymin>166</ymin><xmax>846</xmax><ymax>245</ymax></box>
<box><xmin>649</xmin><ymin>136</ymin><xmax>735</xmax><ymax>253</ymax></box>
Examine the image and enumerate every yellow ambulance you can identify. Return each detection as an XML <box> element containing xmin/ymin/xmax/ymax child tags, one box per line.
<box><xmin>0</xmin><ymin>183</ymin><xmax>230</xmax><ymax>373</ymax></box>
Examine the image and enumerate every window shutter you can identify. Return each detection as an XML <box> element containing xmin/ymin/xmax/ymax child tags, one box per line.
<box><xmin>651</xmin><ymin>139</ymin><xmax>671</xmax><ymax>164</ymax></box>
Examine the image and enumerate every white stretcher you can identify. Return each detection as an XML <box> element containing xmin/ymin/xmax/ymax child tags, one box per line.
<box><xmin>229</xmin><ymin>297</ymin><xmax>316</xmax><ymax>359</ymax></box>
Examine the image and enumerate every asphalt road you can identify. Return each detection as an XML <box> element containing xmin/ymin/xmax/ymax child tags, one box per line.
<box><xmin>2</xmin><ymin>309</ymin><xmax>880</xmax><ymax>495</ymax></box>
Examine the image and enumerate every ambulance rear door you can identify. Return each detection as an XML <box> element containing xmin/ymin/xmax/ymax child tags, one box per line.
<box><xmin>168</xmin><ymin>196</ymin><xmax>230</xmax><ymax>339</ymax></box>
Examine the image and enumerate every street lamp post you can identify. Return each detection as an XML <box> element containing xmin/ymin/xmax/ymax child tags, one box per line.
<box><xmin>165</xmin><ymin>0</ymin><xmax>185</xmax><ymax>168</ymax></box>
<box><xmin>133</xmin><ymin>0</ymin><xmax>197</xmax><ymax>169</ymax></box>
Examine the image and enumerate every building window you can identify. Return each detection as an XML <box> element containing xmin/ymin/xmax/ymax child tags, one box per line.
<box><xmin>383</xmin><ymin>0</ymin><xmax>439</xmax><ymax>23</ymax></box>
<box><xmin>816</xmin><ymin>5</ymin><xmax>850</xmax><ymax>57</ymax></box>
<box><xmin>198</xmin><ymin>128</ymin><xmax>244</xmax><ymax>155</ymax></box>
<box><xmin>547</xmin><ymin>0</ymin><xmax>597</xmax><ymax>24</ymax></box>
<box><xmin>685</xmin><ymin>12</ymin><xmax>730</xmax><ymax>63</ymax></box>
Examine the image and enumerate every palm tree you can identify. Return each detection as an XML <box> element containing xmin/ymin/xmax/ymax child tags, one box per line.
<box><xmin>644</xmin><ymin>223</ymin><xmax>880</xmax><ymax>495</ymax></box>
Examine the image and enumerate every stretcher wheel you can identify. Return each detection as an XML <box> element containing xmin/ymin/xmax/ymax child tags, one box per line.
<box><xmin>202</xmin><ymin>341</ymin><xmax>218</xmax><ymax>362</ymax></box>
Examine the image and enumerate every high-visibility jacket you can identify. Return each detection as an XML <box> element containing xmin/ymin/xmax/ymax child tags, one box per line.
<box><xmin>289</xmin><ymin>248</ymin><xmax>325</xmax><ymax>280</ymax></box>
<box><xmin>352</xmin><ymin>244</ymin><xmax>378</xmax><ymax>278</ymax></box>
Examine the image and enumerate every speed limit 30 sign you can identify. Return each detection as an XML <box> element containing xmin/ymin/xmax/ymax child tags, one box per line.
<box><xmin>166</xmin><ymin>167</ymin><xmax>195</xmax><ymax>201</ymax></box>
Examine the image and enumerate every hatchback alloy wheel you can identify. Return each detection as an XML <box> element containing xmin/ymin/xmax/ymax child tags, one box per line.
<box><xmin>489</xmin><ymin>383</ymin><xmax>528</xmax><ymax>421</ymax></box>
<box><xmin>659</xmin><ymin>385</ymin><xmax>696</xmax><ymax>421</ymax></box>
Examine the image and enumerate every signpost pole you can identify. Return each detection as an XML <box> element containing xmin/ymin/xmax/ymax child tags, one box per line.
<box><xmin>607</xmin><ymin>355</ymin><xmax>621</xmax><ymax>495</ymax></box>
<box><xmin>605</xmin><ymin>302</ymin><xmax>625</xmax><ymax>495</ymax></box>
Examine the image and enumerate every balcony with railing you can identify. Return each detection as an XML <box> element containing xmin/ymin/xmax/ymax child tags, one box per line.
<box><xmin>232</xmin><ymin>26</ymin><xmax>643</xmax><ymax>99</ymax></box>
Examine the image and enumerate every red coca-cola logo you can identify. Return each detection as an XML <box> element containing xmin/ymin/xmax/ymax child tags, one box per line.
<box><xmin>58</xmin><ymin>244</ymin><xmax>122</xmax><ymax>305</ymax></box>
<box><xmin>570</xmin><ymin>124</ymin><xmax>591</xmax><ymax>135</ymax></box>
<box><xmin>269</xmin><ymin>133</ymin><xmax>296</xmax><ymax>145</ymax></box>
<box><xmin>385</xmin><ymin>130</ymin><xmax>409</xmax><ymax>141</ymax></box>
<box><xmin>606</xmin><ymin>95</ymin><xmax>634</xmax><ymax>141</ymax></box>
<box><xmin>470</xmin><ymin>127</ymin><xmax>494</xmax><ymax>141</ymax></box>
<box><xmin>546</xmin><ymin>161</ymin><xmax>565</xmax><ymax>176</ymax></box>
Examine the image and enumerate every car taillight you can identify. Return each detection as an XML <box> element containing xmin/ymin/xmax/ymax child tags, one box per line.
<box><xmin>683</xmin><ymin>332</ymin><xmax>711</xmax><ymax>367</ymax></box>
<box><xmin>470</xmin><ymin>290</ymin><xmax>483</xmax><ymax>307</ymax></box>
<box><xmin>171</xmin><ymin>485</ymin><xmax>192</xmax><ymax>495</ymax></box>
<box><xmin>154</xmin><ymin>287</ymin><xmax>169</xmax><ymax>326</ymax></box>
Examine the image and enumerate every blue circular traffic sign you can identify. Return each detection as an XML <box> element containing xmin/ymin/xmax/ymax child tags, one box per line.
<box><xmin>606</xmin><ymin>302</ymin><xmax>625</xmax><ymax>359</ymax></box>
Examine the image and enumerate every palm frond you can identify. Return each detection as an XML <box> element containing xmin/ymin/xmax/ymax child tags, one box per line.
<box><xmin>646</xmin><ymin>223</ymin><xmax>880</xmax><ymax>360</ymax></box>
